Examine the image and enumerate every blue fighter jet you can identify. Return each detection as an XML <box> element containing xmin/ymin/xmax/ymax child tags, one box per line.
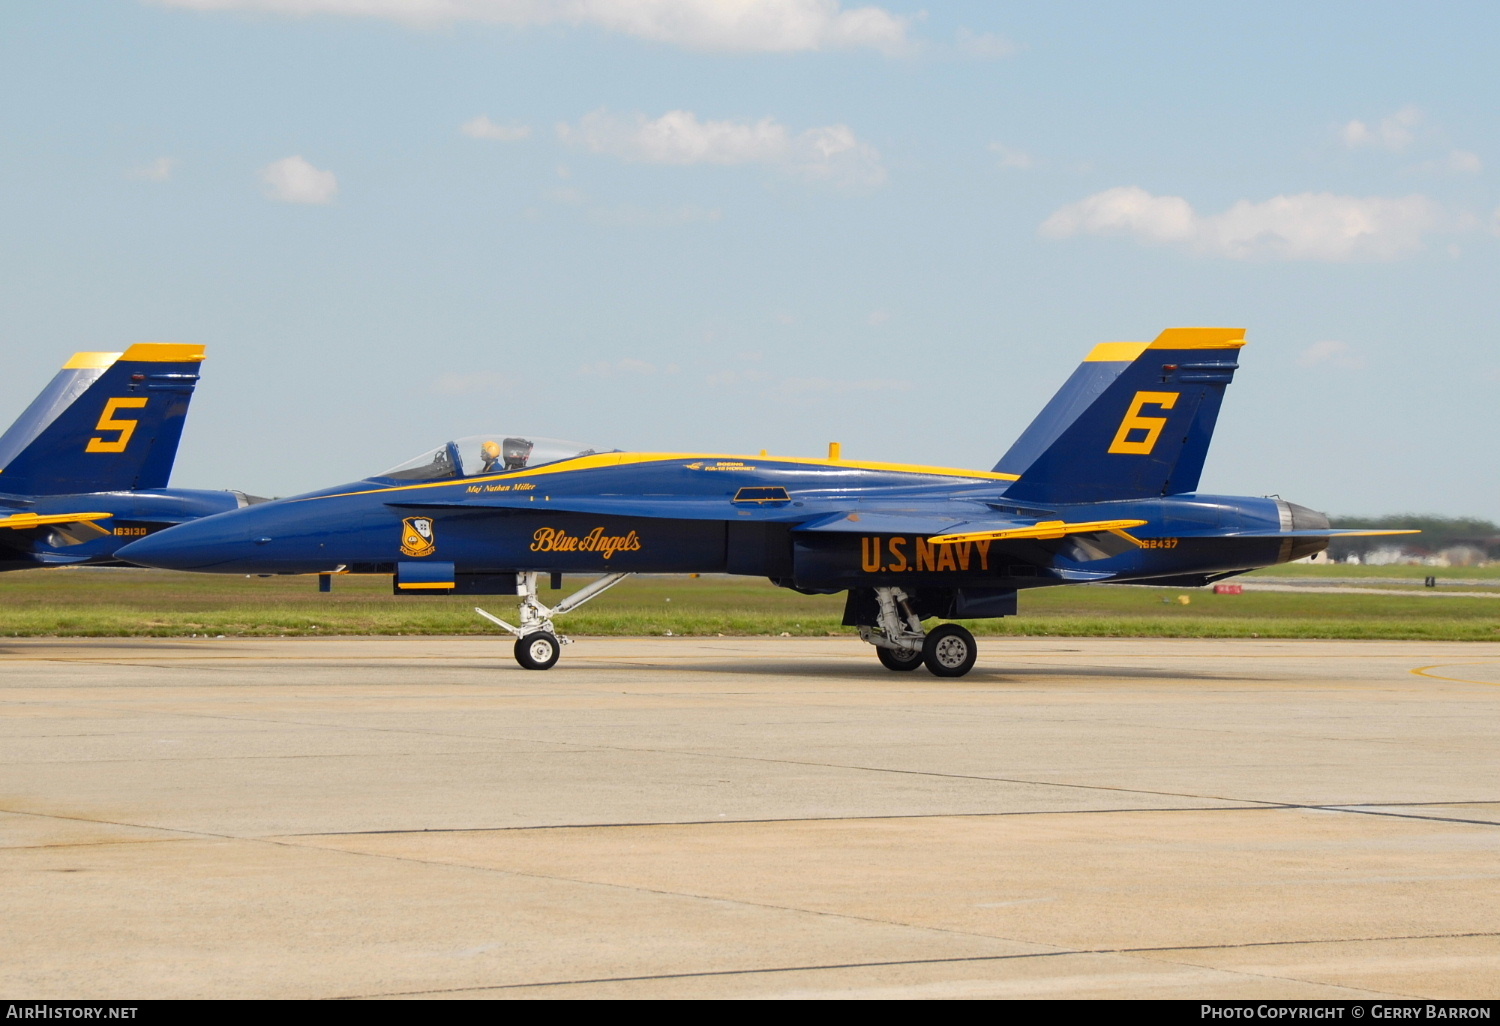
<box><xmin>118</xmin><ymin>328</ymin><xmax>1411</xmax><ymax>676</ymax></box>
<box><xmin>0</xmin><ymin>344</ymin><xmax>260</xmax><ymax>572</ymax></box>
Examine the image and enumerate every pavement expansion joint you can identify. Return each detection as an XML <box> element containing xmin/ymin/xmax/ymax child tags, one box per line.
<box><xmin>260</xmin><ymin>834</ymin><xmax>1058</xmax><ymax>956</ymax></box>
<box><xmin>1309</xmin><ymin>804</ymin><xmax>1500</xmax><ymax>828</ymax></box>
<box><xmin>342</xmin><ymin>930</ymin><xmax>1499</xmax><ymax>1000</ymax></box>
<box><xmin>282</xmin><ymin>803</ymin><xmax>1277</xmax><ymax>838</ymax></box>
<box><xmin>276</xmin><ymin>797</ymin><xmax>1500</xmax><ymax>840</ymax></box>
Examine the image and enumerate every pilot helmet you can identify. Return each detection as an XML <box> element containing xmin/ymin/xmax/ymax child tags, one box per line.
<box><xmin>480</xmin><ymin>440</ymin><xmax>501</xmax><ymax>463</ymax></box>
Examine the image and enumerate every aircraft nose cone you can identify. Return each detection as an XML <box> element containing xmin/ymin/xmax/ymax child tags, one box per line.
<box><xmin>117</xmin><ymin>518</ymin><xmax>252</xmax><ymax>570</ymax></box>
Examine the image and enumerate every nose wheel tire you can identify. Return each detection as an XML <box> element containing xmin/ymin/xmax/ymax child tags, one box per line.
<box><xmin>876</xmin><ymin>644</ymin><xmax>925</xmax><ymax>671</ymax></box>
<box><xmin>922</xmin><ymin>624</ymin><xmax>977</xmax><ymax>678</ymax></box>
<box><xmin>514</xmin><ymin>632</ymin><xmax>561</xmax><ymax>670</ymax></box>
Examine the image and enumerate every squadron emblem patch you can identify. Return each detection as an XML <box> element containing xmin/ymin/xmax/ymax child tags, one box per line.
<box><xmin>400</xmin><ymin>516</ymin><xmax>436</xmax><ymax>557</ymax></box>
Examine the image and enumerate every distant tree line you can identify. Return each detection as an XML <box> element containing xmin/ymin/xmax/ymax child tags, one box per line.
<box><xmin>1327</xmin><ymin>515</ymin><xmax>1500</xmax><ymax>560</ymax></box>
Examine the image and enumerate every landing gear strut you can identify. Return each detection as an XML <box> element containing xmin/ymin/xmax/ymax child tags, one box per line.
<box><xmin>858</xmin><ymin>586</ymin><xmax>978</xmax><ymax>678</ymax></box>
<box><xmin>476</xmin><ymin>571</ymin><xmax>631</xmax><ymax>670</ymax></box>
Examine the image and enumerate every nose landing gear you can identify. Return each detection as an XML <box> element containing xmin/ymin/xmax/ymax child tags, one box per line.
<box><xmin>514</xmin><ymin>632</ymin><xmax>561</xmax><ymax>670</ymax></box>
<box><xmin>476</xmin><ymin>571</ymin><xmax>631</xmax><ymax>670</ymax></box>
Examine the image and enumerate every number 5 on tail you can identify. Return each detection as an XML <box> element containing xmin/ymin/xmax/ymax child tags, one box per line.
<box><xmin>86</xmin><ymin>397</ymin><xmax>149</xmax><ymax>453</ymax></box>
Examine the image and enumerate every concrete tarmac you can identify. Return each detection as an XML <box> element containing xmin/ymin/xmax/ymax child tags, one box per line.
<box><xmin>3</xmin><ymin>635</ymin><xmax>1499</xmax><ymax>999</ymax></box>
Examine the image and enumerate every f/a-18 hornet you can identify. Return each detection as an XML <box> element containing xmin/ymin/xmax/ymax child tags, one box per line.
<box><xmin>119</xmin><ymin>328</ymin><xmax>1409</xmax><ymax>676</ymax></box>
<box><xmin>1</xmin><ymin>344</ymin><xmax>259</xmax><ymax>573</ymax></box>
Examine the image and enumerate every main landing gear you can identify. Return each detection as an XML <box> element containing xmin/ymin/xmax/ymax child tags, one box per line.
<box><xmin>858</xmin><ymin>586</ymin><xmax>978</xmax><ymax>678</ymax></box>
<box><xmin>475</xmin><ymin>571</ymin><xmax>631</xmax><ymax>670</ymax></box>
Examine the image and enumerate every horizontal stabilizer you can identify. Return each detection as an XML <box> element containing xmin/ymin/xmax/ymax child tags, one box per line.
<box><xmin>929</xmin><ymin>519</ymin><xmax>1148</xmax><ymax>545</ymax></box>
<box><xmin>0</xmin><ymin>511</ymin><xmax>113</xmax><ymax>530</ymax></box>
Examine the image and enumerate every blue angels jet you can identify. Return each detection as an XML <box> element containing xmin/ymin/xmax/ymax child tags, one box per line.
<box><xmin>0</xmin><ymin>344</ymin><xmax>259</xmax><ymax>572</ymax></box>
<box><xmin>117</xmin><ymin>328</ymin><xmax>1412</xmax><ymax>676</ymax></box>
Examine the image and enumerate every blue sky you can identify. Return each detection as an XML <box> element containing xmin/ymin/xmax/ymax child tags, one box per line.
<box><xmin>2</xmin><ymin>1</ymin><xmax>1496</xmax><ymax>516</ymax></box>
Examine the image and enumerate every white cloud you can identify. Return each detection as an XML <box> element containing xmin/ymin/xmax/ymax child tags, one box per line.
<box><xmin>1041</xmin><ymin>186</ymin><xmax>1441</xmax><ymax>261</ymax></box>
<box><xmin>1445</xmin><ymin>149</ymin><xmax>1483</xmax><ymax>173</ymax></box>
<box><xmin>1041</xmin><ymin>186</ymin><xmax>1196</xmax><ymax>245</ymax></box>
<box><xmin>1342</xmin><ymin>104</ymin><xmax>1422</xmax><ymax>151</ymax></box>
<box><xmin>461</xmin><ymin>115</ymin><xmax>531</xmax><ymax>141</ymax></box>
<box><xmin>988</xmin><ymin>142</ymin><xmax>1033</xmax><ymax>170</ymax></box>
<box><xmin>1410</xmin><ymin>148</ymin><xmax>1483</xmax><ymax>175</ymax></box>
<box><xmin>1342</xmin><ymin>106</ymin><xmax>1483</xmax><ymax>177</ymax></box>
<box><xmin>792</xmin><ymin>123</ymin><xmax>885</xmax><ymax>188</ymax></box>
<box><xmin>560</xmin><ymin>109</ymin><xmax>789</xmax><ymax>165</ymax></box>
<box><xmin>1296</xmin><ymin>340</ymin><xmax>1365</xmax><ymax>370</ymax></box>
<box><xmin>558</xmin><ymin>108</ymin><xmax>885</xmax><ymax>189</ymax></box>
<box><xmin>260</xmin><ymin>155</ymin><xmax>338</xmax><ymax>204</ymax></box>
<box><xmin>955</xmin><ymin>27</ymin><xmax>1017</xmax><ymax>59</ymax></box>
<box><xmin>129</xmin><ymin>157</ymin><xmax>176</xmax><ymax>181</ymax></box>
<box><xmin>150</xmin><ymin>0</ymin><xmax>911</xmax><ymax>53</ymax></box>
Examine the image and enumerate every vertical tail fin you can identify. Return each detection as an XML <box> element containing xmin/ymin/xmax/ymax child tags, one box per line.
<box><xmin>0</xmin><ymin>344</ymin><xmax>206</xmax><ymax>496</ymax></box>
<box><xmin>0</xmin><ymin>351</ymin><xmax>122</xmax><ymax>474</ymax></box>
<box><xmin>1003</xmin><ymin>328</ymin><xmax>1244</xmax><ymax>504</ymax></box>
<box><xmin>994</xmin><ymin>341</ymin><xmax>1150</xmax><ymax>476</ymax></box>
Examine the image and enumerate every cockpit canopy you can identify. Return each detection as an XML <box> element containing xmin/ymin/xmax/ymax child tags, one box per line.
<box><xmin>375</xmin><ymin>434</ymin><xmax>606</xmax><ymax>482</ymax></box>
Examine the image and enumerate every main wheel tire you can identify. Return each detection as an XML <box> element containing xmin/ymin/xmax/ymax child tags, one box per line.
<box><xmin>922</xmin><ymin>624</ymin><xmax>977</xmax><ymax>678</ymax></box>
<box><xmin>876</xmin><ymin>644</ymin><xmax>924</xmax><ymax>671</ymax></box>
<box><xmin>514</xmin><ymin>632</ymin><xmax>561</xmax><ymax>670</ymax></box>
